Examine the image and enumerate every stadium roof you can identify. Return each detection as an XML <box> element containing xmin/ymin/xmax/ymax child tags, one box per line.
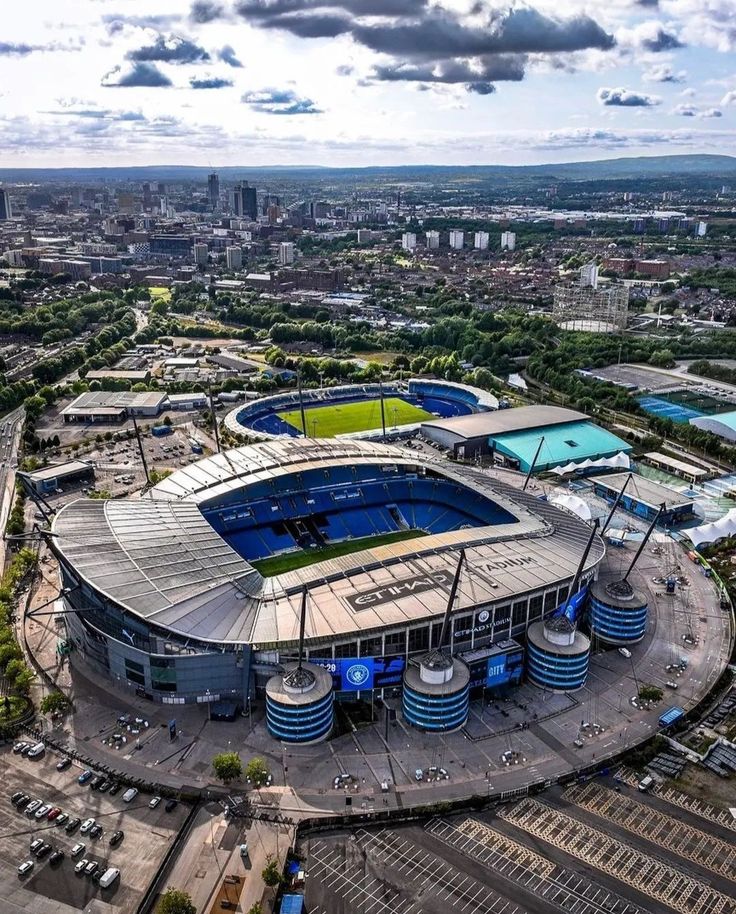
<box><xmin>420</xmin><ymin>406</ymin><xmax>586</xmax><ymax>441</ymax></box>
<box><xmin>51</xmin><ymin>440</ymin><xmax>604</xmax><ymax>647</ymax></box>
<box><xmin>492</xmin><ymin>422</ymin><xmax>631</xmax><ymax>473</ymax></box>
<box><xmin>690</xmin><ymin>410</ymin><xmax>736</xmax><ymax>442</ymax></box>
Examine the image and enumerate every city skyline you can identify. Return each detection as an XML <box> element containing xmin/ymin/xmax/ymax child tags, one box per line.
<box><xmin>3</xmin><ymin>0</ymin><xmax>736</xmax><ymax>167</ymax></box>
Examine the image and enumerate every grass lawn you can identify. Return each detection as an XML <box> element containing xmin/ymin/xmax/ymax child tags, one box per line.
<box><xmin>251</xmin><ymin>529</ymin><xmax>427</xmax><ymax>576</ymax></box>
<box><xmin>278</xmin><ymin>397</ymin><xmax>432</xmax><ymax>437</ymax></box>
<box><xmin>149</xmin><ymin>286</ymin><xmax>172</xmax><ymax>303</ymax></box>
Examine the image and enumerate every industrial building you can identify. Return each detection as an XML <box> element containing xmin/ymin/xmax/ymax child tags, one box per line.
<box><xmin>62</xmin><ymin>391</ymin><xmax>168</xmax><ymax>423</ymax></box>
<box><xmin>21</xmin><ymin>460</ymin><xmax>95</xmax><ymax>495</ymax></box>
<box><xmin>591</xmin><ymin>473</ymin><xmax>695</xmax><ymax>526</ymax></box>
<box><xmin>420</xmin><ymin>405</ymin><xmax>631</xmax><ymax>472</ymax></box>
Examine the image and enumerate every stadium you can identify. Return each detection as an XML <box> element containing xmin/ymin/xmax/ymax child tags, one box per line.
<box><xmin>50</xmin><ymin>438</ymin><xmax>605</xmax><ymax>737</ymax></box>
<box><xmin>224</xmin><ymin>378</ymin><xmax>499</xmax><ymax>440</ymax></box>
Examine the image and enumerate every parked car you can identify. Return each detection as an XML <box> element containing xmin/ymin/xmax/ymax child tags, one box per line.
<box><xmin>56</xmin><ymin>758</ymin><xmax>72</xmax><ymax>772</ymax></box>
<box><xmin>65</xmin><ymin>817</ymin><xmax>81</xmax><ymax>833</ymax></box>
<box><xmin>109</xmin><ymin>830</ymin><xmax>124</xmax><ymax>847</ymax></box>
<box><xmin>35</xmin><ymin>804</ymin><xmax>52</xmax><ymax>820</ymax></box>
<box><xmin>47</xmin><ymin>807</ymin><xmax>62</xmax><ymax>821</ymax></box>
<box><xmin>36</xmin><ymin>843</ymin><xmax>52</xmax><ymax>859</ymax></box>
<box><xmin>122</xmin><ymin>788</ymin><xmax>138</xmax><ymax>803</ymax></box>
<box><xmin>56</xmin><ymin>813</ymin><xmax>69</xmax><ymax>827</ymax></box>
<box><xmin>89</xmin><ymin>776</ymin><xmax>104</xmax><ymax>791</ymax></box>
<box><xmin>18</xmin><ymin>860</ymin><xmax>34</xmax><ymax>876</ymax></box>
<box><xmin>165</xmin><ymin>799</ymin><xmax>177</xmax><ymax>813</ymax></box>
<box><xmin>27</xmin><ymin>742</ymin><xmax>46</xmax><ymax>759</ymax></box>
<box><xmin>78</xmin><ymin>770</ymin><xmax>93</xmax><ymax>785</ymax></box>
<box><xmin>30</xmin><ymin>839</ymin><xmax>43</xmax><ymax>854</ymax></box>
<box><xmin>11</xmin><ymin>791</ymin><xmax>24</xmax><ymax>804</ymax></box>
<box><xmin>79</xmin><ymin>818</ymin><xmax>95</xmax><ymax>835</ymax></box>
<box><xmin>71</xmin><ymin>843</ymin><xmax>85</xmax><ymax>858</ymax></box>
<box><xmin>74</xmin><ymin>858</ymin><xmax>88</xmax><ymax>874</ymax></box>
<box><xmin>24</xmin><ymin>800</ymin><xmax>41</xmax><ymax>817</ymax></box>
<box><xmin>84</xmin><ymin>861</ymin><xmax>99</xmax><ymax>878</ymax></box>
<box><xmin>149</xmin><ymin>796</ymin><xmax>161</xmax><ymax>809</ymax></box>
<box><xmin>107</xmin><ymin>782</ymin><xmax>121</xmax><ymax>796</ymax></box>
<box><xmin>13</xmin><ymin>742</ymin><xmax>27</xmax><ymax>754</ymax></box>
<box><xmin>89</xmin><ymin>824</ymin><xmax>103</xmax><ymax>839</ymax></box>
<box><xmin>49</xmin><ymin>850</ymin><xmax>65</xmax><ymax>865</ymax></box>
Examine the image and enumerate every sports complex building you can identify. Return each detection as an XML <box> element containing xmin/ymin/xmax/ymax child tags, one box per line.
<box><xmin>50</xmin><ymin>438</ymin><xmax>605</xmax><ymax>737</ymax></box>
<box><xmin>224</xmin><ymin>378</ymin><xmax>499</xmax><ymax>440</ymax></box>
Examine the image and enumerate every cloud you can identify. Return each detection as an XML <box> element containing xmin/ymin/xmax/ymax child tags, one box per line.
<box><xmin>674</xmin><ymin>104</ymin><xmax>722</xmax><ymax>118</ymax></box>
<box><xmin>103</xmin><ymin>14</ymin><xmax>181</xmax><ymax>34</ymax></box>
<box><xmin>44</xmin><ymin>108</ymin><xmax>147</xmax><ymax>121</ymax></box>
<box><xmin>241</xmin><ymin>87</ymin><xmax>322</xmax><ymax>114</ymax></box>
<box><xmin>218</xmin><ymin>44</ymin><xmax>243</xmax><ymax>67</ymax></box>
<box><xmin>0</xmin><ymin>41</ymin><xmax>79</xmax><ymax>56</ymax></box>
<box><xmin>617</xmin><ymin>20</ymin><xmax>683</xmax><ymax>53</ymax></box>
<box><xmin>644</xmin><ymin>64</ymin><xmax>686</xmax><ymax>83</ymax></box>
<box><xmin>336</xmin><ymin>64</ymin><xmax>354</xmax><ymax>76</ymax></box>
<box><xmin>233</xmin><ymin>3</ymin><xmax>615</xmax><ymax>90</ymax></box>
<box><xmin>190</xmin><ymin>76</ymin><xmax>234</xmax><ymax>88</ymax></box>
<box><xmin>467</xmin><ymin>82</ymin><xmax>496</xmax><ymax>95</ymax></box>
<box><xmin>190</xmin><ymin>0</ymin><xmax>225</xmax><ymax>23</ymax></box>
<box><xmin>722</xmin><ymin>89</ymin><xmax>736</xmax><ymax>106</ymax></box>
<box><xmin>127</xmin><ymin>36</ymin><xmax>210</xmax><ymax>64</ymax></box>
<box><xmin>101</xmin><ymin>62</ymin><xmax>173</xmax><ymax>88</ymax></box>
<box><xmin>597</xmin><ymin>86</ymin><xmax>661</xmax><ymax>106</ymax></box>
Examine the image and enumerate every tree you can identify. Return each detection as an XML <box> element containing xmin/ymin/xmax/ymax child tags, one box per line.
<box><xmin>261</xmin><ymin>855</ymin><xmax>282</xmax><ymax>888</ymax></box>
<box><xmin>245</xmin><ymin>756</ymin><xmax>269</xmax><ymax>786</ymax></box>
<box><xmin>40</xmin><ymin>691</ymin><xmax>69</xmax><ymax>715</ymax></box>
<box><xmin>212</xmin><ymin>751</ymin><xmax>242</xmax><ymax>783</ymax></box>
<box><xmin>156</xmin><ymin>888</ymin><xmax>197</xmax><ymax>914</ymax></box>
<box><xmin>246</xmin><ymin>904</ymin><xmax>263</xmax><ymax>914</ymax></box>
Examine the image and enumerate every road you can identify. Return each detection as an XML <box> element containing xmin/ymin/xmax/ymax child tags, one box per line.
<box><xmin>0</xmin><ymin>406</ymin><xmax>25</xmax><ymax>572</ymax></box>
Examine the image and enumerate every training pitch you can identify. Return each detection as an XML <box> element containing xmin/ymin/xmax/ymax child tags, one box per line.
<box><xmin>278</xmin><ymin>396</ymin><xmax>433</xmax><ymax>436</ymax></box>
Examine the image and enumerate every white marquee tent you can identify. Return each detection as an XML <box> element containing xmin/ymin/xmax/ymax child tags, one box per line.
<box><xmin>688</xmin><ymin>508</ymin><xmax>736</xmax><ymax>547</ymax></box>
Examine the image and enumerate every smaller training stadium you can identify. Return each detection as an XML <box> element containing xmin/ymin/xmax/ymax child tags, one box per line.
<box><xmin>225</xmin><ymin>378</ymin><xmax>500</xmax><ymax>441</ymax></box>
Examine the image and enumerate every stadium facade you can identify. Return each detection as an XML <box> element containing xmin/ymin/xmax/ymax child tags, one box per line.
<box><xmin>50</xmin><ymin>439</ymin><xmax>605</xmax><ymax>716</ymax></box>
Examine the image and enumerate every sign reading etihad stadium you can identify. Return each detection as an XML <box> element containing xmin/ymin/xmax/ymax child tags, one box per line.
<box><xmin>346</xmin><ymin>555</ymin><xmax>536</xmax><ymax>612</ymax></box>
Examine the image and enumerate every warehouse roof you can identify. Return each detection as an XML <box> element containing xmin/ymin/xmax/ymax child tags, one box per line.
<box><xmin>594</xmin><ymin>472</ymin><xmax>694</xmax><ymax>509</ymax></box>
<box><xmin>51</xmin><ymin>440</ymin><xmax>604</xmax><ymax>647</ymax></box>
<box><xmin>25</xmin><ymin>460</ymin><xmax>93</xmax><ymax>483</ymax></box>
<box><xmin>420</xmin><ymin>406</ymin><xmax>586</xmax><ymax>441</ymax></box>
<box><xmin>63</xmin><ymin>391</ymin><xmax>167</xmax><ymax>412</ymax></box>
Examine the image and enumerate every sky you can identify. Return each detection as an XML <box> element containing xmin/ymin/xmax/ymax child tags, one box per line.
<box><xmin>3</xmin><ymin>0</ymin><xmax>736</xmax><ymax>167</ymax></box>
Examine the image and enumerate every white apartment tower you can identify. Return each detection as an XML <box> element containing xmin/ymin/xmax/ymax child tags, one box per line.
<box><xmin>449</xmin><ymin>230</ymin><xmax>464</xmax><ymax>250</ymax></box>
<box><xmin>500</xmin><ymin>231</ymin><xmax>516</xmax><ymax>251</ymax></box>
<box><xmin>425</xmin><ymin>230</ymin><xmax>440</xmax><ymax>249</ymax></box>
<box><xmin>401</xmin><ymin>232</ymin><xmax>417</xmax><ymax>251</ymax></box>
<box><xmin>226</xmin><ymin>246</ymin><xmax>243</xmax><ymax>270</ymax></box>
<box><xmin>279</xmin><ymin>242</ymin><xmax>296</xmax><ymax>265</ymax></box>
<box><xmin>474</xmin><ymin>231</ymin><xmax>490</xmax><ymax>250</ymax></box>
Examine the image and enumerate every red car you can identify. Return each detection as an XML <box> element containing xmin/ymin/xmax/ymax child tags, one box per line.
<box><xmin>47</xmin><ymin>807</ymin><xmax>62</xmax><ymax>821</ymax></box>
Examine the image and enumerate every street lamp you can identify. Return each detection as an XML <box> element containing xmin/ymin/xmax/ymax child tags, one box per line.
<box><xmin>205</xmin><ymin>688</ymin><xmax>211</xmax><ymax>721</ymax></box>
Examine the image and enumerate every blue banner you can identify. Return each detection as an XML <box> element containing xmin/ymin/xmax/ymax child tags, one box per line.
<box><xmin>340</xmin><ymin>658</ymin><xmax>375</xmax><ymax>691</ymax></box>
<box><xmin>313</xmin><ymin>656</ymin><xmax>403</xmax><ymax>691</ymax></box>
<box><xmin>486</xmin><ymin>655</ymin><xmax>508</xmax><ymax>687</ymax></box>
<box><xmin>552</xmin><ymin>585</ymin><xmax>588</xmax><ymax>623</ymax></box>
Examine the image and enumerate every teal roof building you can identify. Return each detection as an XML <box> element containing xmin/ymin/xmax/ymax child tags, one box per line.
<box><xmin>421</xmin><ymin>405</ymin><xmax>632</xmax><ymax>473</ymax></box>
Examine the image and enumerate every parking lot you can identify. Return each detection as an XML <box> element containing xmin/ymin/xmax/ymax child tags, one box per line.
<box><xmin>0</xmin><ymin>744</ymin><xmax>189</xmax><ymax>913</ymax></box>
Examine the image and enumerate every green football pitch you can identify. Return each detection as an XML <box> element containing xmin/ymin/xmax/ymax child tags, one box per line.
<box><xmin>277</xmin><ymin>396</ymin><xmax>433</xmax><ymax>437</ymax></box>
<box><xmin>251</xmin><ymin>529</ymin><xmax>427</xmax><ymax>577</ymax></box>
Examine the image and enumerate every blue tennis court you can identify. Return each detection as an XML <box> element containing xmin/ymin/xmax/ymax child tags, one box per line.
<box><xmin>638</xmin><ymin>396</ymin><xmax>705</xmax><ymax>424</ymax></box>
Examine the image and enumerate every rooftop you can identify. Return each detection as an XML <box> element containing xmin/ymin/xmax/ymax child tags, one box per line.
<box><xmin>420</xmin><ymin>405</ymin><xmax>587</xmax><ymax>440</ymax></box>
<box><xmin>594</xmin><ymin>472</ymin><xmax>694</xmax><ymax>509</ymax></box>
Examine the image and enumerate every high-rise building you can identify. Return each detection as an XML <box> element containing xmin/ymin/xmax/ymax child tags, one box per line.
<box><xmin>0</xmin><ymin>189</ymin><xmax>11</xmax><ymax>221</ymax></box>
<box><xmin>226</xmin><ymin>246</ymin><xmax>243</xmax><ymax>271</ymax></box>
<box><xmin>207</xmin><ymin>172</ymin><xmax>220</xmax><ymax>208</ymax></box>
<box><xmin>425</xmin><ymin>230</ymin><xmax>440</xmax><ymax>249</ymax></box>
<box><xmin>401</xmin><ymin>232</ymin><xmax>417</xmax><ymax>251</ymax></box>
<box><xmin>500</xmin><ymin>231</ymin><xmax>516</xmax><ymax>251</ymax></box>
<box><xmin>696</xmin><ymin>221</ymin><xmax>708</xmax><ymax>237</ymax></box>
<box><xmin>579</xmin><ymin>262</ymin><xmax>599</xmax><ymax>289</ymax></box>
<box><xmin>193</xmin><ymin>243</ymin><xmax>209</xmax><ymax>266</ymax></box>
<box><xmin>279</xmin><ymin>242</ymin><xmax>295</xmax><ymax>266</ymax></box>
<box><xmin>449</xmin><ymin>230</ymin><xmax>464</xmax><ymax>250</ymax></box>
<box><xmin>142</xmin><ymin>183</ymin><xmax>152</xmax><ymax>210</ymax></box>
<box><xmin>474</xmin><ymin>231</ymin><xmax>490</xmax><ymax>251</ymax></box>
<box><xmin>230</xmin><ymin>182</ymin><xmax>258</xmax><ymax>220</ymax></box>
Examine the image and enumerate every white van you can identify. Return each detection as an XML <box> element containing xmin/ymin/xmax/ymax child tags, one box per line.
<box><xmin>99</xmin><ymin>867</ymin><xmax>120</xmax><ymax>889</ymax></box>
<box><xmin>618</xmin><ymin>647</ymin><xmax>632</xmax><ymax>659</ymax></box>
<box><xmin>27</xmin><ymin>742</ymin><xmax>46</xmax><ymax>759</ymax></box>
<box><xmin>122</xmin><ymin>788</ymin><xmax>138</xmax><ymax>803</ymax></box>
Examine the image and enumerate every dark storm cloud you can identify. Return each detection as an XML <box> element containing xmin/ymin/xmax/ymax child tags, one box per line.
<box><xmin>190</xmin><ymin>76</ymin><xmax>234</xmax><ymax>88</ymax></box>
<box><xmin>102</xmin><ymin>62</ymin><xmax>173</xmax><ymax>87</ymax></box>
<box><xmin>597</xmin><ymin>86</ymin><xmax>661</xmax><ymax>107</ymax></box>
<box><xmin>641</xmin><ymin>28</ymin><xmax>683</xmax><ymax>52</ymax></box>
<box><xmin>190</xmin><ymin>0</ymin><xmax>225</xmax><ymax>23</ymax></box>
<box><xmin>127</xmin><ymin>36</ymin><xmax>210</xmax><ymax>64</ymax></box>
<box><xmin>234</xmin><ymin>4</ymin><xmax>614</xmax><ymax>57</ymax></box>
<box><xmin>218</xmin><ymin>44</ymin><xmax>243</xmax><ymax>66</ymax></box>
<box><xmin>241</xmin><ymin>87</ymin><xmax>322</xmax><ymax>114</ymax></box>
<box><xmin>372</xmin><ymin>54</ymin><xmax>525</xmax><ymax>86</ymax></box>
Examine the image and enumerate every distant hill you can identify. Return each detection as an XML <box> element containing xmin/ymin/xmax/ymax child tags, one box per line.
<box><xmin>1</xmin><ymin>154</ymin><xmax>735</xmax><ymax>183</ymax></box>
